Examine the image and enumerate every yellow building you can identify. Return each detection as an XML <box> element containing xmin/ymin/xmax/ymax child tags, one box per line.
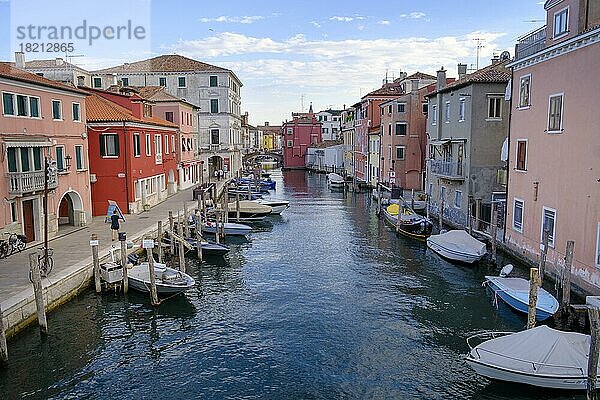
<box><xmin>263</xmin><ymin>133</ymin><xmax>274</xmax><ymax>150</ymax></box>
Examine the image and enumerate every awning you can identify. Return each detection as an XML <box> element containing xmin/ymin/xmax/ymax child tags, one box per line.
<box><xmin>2</xmin><ymin>136</ymin><xmax>52</xmax><ymax>147</ymax></box>
<box><xmin>430</xmin><ymin>138</ymin><xmax>468</xmax><ymax>145</ymax></box>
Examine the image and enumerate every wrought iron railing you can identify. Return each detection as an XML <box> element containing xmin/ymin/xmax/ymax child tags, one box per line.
<box><xmin>429</xmin><ymin>160</ymin><xmax>465</xmax><ymax>179</ymax></box>
<box><xmin>514</xmin><ymin>25</ymin><xmax>547</xmax><ymax>60</ymax></box>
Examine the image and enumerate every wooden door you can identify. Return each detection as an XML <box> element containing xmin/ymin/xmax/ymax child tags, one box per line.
<box><xmin>22</xmin><ymin>200</ymin><xmax>35</xmax><ymax>242</ymax></box>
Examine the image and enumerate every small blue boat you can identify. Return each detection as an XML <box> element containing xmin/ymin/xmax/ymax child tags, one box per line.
<box><xmin>484</xmin><ymin>265</ymin><xmax>558</xmax><ymax>321</ymax></box>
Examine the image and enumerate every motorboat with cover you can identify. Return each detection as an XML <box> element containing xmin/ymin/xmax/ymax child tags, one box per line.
<box><xmin>327</xmin><ymin>173</ymin><xmax>345</xmax><ymax>188</ymax></box>
<box><xmin>226</xmin><ymin>200</ymin><xmax>272</xmax><ymax>220</ymax></box>
<box><xmin>484</xmin><ymin>264</ymin><xmax>559</xmax><ymax>321</ymax></box>
<box><xmin>128</xmin><ymin>262</ymin><xmax>195</xmax><ymax>294</ymax></box>
<box><xmin>201</xmin><ymin>220</ymin><xmax>252</xmax><ymax>236</ymax></box>
<box><xmin>427</xmin><ymin>229</ymin><xmax>486</xmax><ymax>263</ymax></box>
<box><xmin>252</xmin><ymin>199</ymin><xmax>289</xmax><ymax>214</ymax></box>
<box><xmin>465</xmin><ymin>325</ymin><xmax>597</xmax><ymax>389</ymax></box>
<box><xmin>382</xmin><ymin>203</ymin><xmax>433</xmax><ymax>240</ymax></box>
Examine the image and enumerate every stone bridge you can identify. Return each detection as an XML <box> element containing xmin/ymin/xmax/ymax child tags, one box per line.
<box><xmin>243</xmin><ymin>150</ymin><xmax>283</xmax><ymax>165</ymax></box>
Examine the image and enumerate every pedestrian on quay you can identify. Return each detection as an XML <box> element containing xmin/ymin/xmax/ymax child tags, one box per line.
<box><xmin>219</xmin><ymin>169</ymin><xmax>224</xmax><ymax>180</ymax></box>
<box><xmin>110</xmin><ymin>209</ymin><xmax>120</xmax><ymax>241</ymax></box>
<box><xmin>214</xmin><ymin>169</ymin><xmax>219</xmax><ymax>181</ymax></box>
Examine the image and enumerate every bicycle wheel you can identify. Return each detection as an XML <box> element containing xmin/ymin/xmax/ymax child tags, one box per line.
<box><xmin>16</xmin><ymin>239</ymin><xmax>26</xmax><ymax>252</ymax></box>
<box><xmin>0</xmin><ymin>241</ymin><xmax>10</xmax><ymax>258</ymax></box>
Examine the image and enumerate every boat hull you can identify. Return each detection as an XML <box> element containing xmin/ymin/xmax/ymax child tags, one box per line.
<box><xmin>128</xmin><ymin>264</ymin><xmax>195</xmax><ymax>295</ymax></box>
<box><xmin>465</xmin><ymin>357</ymin><xmax>587</xmax><ymax>390</ymax></box>
<box><xmin>485</xmin><ymin>277</ymin><xmax>558</xmax><ymax>321</ymax></box>
<box><xmin>382</xmin><ymin>210</ymin><xmax>433</xmax><ymax>240</ymax></box>
<box><xmin>202</xmin><ymin>222</ymin><xmax>252</xmax><ymax>236</ymax></box>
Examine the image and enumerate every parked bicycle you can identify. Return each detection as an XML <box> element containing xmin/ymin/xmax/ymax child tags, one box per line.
<box><xmin>29</xmin><ymin>248</ymin><xmax>54</xmax><ymax>283</ymax></box>
<box><xmin>0</xmin><ymin>232</ymin><xmax>27</xmax><ymax>259</ymax></box>
<box><xmin>0</xmin><ymin>237</ymin><xmax>10</xmax><ymax>259</ymax></box>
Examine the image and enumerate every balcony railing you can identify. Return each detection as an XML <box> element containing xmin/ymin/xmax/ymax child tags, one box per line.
<box><xmin>8</xmin><ymin>170</ymin><xmax>57</xmax><ymax>195</ymax></box>
<box><xmin>514</xmin><ymin>25</ymin><xmax>547</xmax><ymax>60</ymax></box>
<box><xmin>429</xmin><ymin>160</ymin><xmax>465</xmax><ymax>180</ymax></box>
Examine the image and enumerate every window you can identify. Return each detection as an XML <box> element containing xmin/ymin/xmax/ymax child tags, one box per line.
<box><xmin>287</xmin><ymin>128</ymin><xmax>293</xmax><ymax>135</ymax></box>
<box><xmin>72</xmin><ymin>103</ymin><xmax>81</xmax><ymax>121</ymax></box>
<box><xmin>454</xmin><ymin>191</ymin><xmax>462</xmax><ymax>208</ymax></box>
<box><xmin>380</xmin><ymin>107</ymin><xmax>384</xmax><ymax>116</ymax></box>
<box><xmin>159</xmin><ymin>77</ymin><xmax>167</xmax><ymax>87</ymax></box>
<box><xmin>395</xmin><ymin>123</ymin><xmax>407</xmax><ymax>136</ymax></box>
<box><xmin>516</xmin><ymin>140</ymin><xmax>527</xmax><ymax>171</ymax></box>
<box><xmin>20</xmin><ymin>148</ymin><xmax>30</xmax><ymax>172</ymax></box>
<box><xmin>178</xmin><ymin>76</ymin><xmax>186</xmax><ymax>88</ymax></box>
<box><xmin>487</xmin><ymin>96</ymin><xmax>502</xmax><ymax>119</ymax></box>
<box><xmin>458</xmin><ymin>98</ymin><xmax>466</xmax><ymax>121</ymax></box>
<box><xmin>29</xmin><ymin>97</ymin><xmax>40</xmax><ymax>118</ymax></box>
<box><xmin>397</xmin><ymin>103</ymin><xmax>406</xmax><ymax>113</ymax></box>
<box><xmin>121</xmin><ymin>77</ymin><xmax>129</xmax><ymax>87</ymax></box>
<box><xmin>165</xmin><ymin>111</ymin><xmax>174</xmax><ymax>122</ymax></box>
<box><xmin>9</xmin><ymin>201</ymin><xmax>17</xmax><ymax>223</ymax></box>
<box><xmin>287</xmin><ymin>140</ymin><xmax>293</xmax><ymax>148</ymax></box>
<box><xmin>16</xmin><ymin>95</ymin><xmax>28</xmax><ymax>116</ymax></box>
<box><xmin>100</xmin><ymin>134</ymin><xmax>120</xmax><ymax>157</ymax></box>
<box><xmin>428</xmin><ymin>183</ymin><xmax>433</xmax><ymax>196</ymax></box>
<box><xmin>7</xmin><ymin>148</ymin><xmax>17</xmax><ymax>172</ymax></box>
<box><xmin>133</xmin><ymin>133</ymin><xmax>141</xmax><ymax>157</ymax></box>
<box><xmin>211</xmin><ymin>129</ymin><xmax>219</xmax><ymax>144</ymax></box>
<box><xmin>596</xmin><ymin>223</ymin><xmax>600</xmax><ymax>267</ymax></box>
<box><xmin>519</xmin><ymin>75</ymin><xmax>531</xmax><ymax>108</ymax></box>
<box><xmin>387</xmin><ymin>105</ymin><xmax>392</xmax><ymax>114</ymax></box>
<box><xmin>444</xmin><ymin>101</ymin><xmax>450</xmax><ymax>122</ymax></box>
<box><xmin>554</xmin><ymin>7</ymin><xmax>569</xmax><ymax>38</ymax></box>
<box><xmin>93</xmin><ymin>77</ymin><xmax>102</xmax><ymax>88</ymax></box>
<box><xmin>143</xmin><ymin>104</ymin><xmax>152</xmax><ymax>118</ymax></box>
<box><xmin>323</xmin><ymin>128</ymin><xmax>328</xmax><ymax>134</ymax></box>
<box><xmin>396</xmin><ymin>146</ymin><xmax>405</xmax><ymax>160</ymax></box>
<box><xmin>422</xmin><ymin>102</ymin><xmax>428</xmax><ymax>114</ymax></box>
<box><xmin>2</xmin><ymin>93</ymin><xmax>14</xmax><ymax>115</ymax></box>
<box><xmin>154</xmin><ymin>135</ymin><xmax>162</xmax><ymax>155</ymax></box>
<box><xmin>145</xmin><ymin>133</ymin><xmax>151</xmax><ymax>156</ymax></box>
<box><xmin>164</xmin><ymin>134</ymin><xmax>169</xmax><ymax>154</ymax></box>
<box><xmin>55</xmin><ymin>145</ymin><xmax>65</xmax><ymax>172</ymax></box>
<box><xmin>210</xmin><ymin>76</ymin><xmax>218</xmax><ymax>87</ymax></box>
<box><xmin>75</xmin><ymin>145</ymin><xmax>84</xmax><ymax>170</ymax></box>
<box><xmin>210</xmin><ymin>99</ymin><xmax>219</xmax><ymax>113</ymax></box>
<box><xmin>432</xmin><ymin>105</ymin><xmax>437</xmax><ymax>125</ymax></box>
<box><xmin>52</xmin><ymin>100</ymin><xmax>62</xmax><ymax>120</ymax></box>
<box><xmin>440</xmin><ymin>186</ymin><xmax>446</xmax><ymax>200</ymax></box>
<box><xmin>541</xmin><ymin>207</ymin><xmax>556</xmax><ymax>248</ymax></box>
<box><xmin>181</xmin><ymin>138</ymin><xmax>187</xmax><ymax>152</ymax></box>
<box><xmin>171</xmin><ymin>135</ymin><xmax>175</xmax><ymax>153</ymax></box>
<box><xmin>33</xmin><ymin>148</ymin><xmax>41</xmax><ymax>170</ymax></box>
<box><xmin>547</xmin><ymin>94</ymin><xmax>563</xmax><ymax>132</ymax></box>
<box><xmin>513</xmin><ymin>199</ymin><xmax>524</xmax><ymax>232</ymax></box>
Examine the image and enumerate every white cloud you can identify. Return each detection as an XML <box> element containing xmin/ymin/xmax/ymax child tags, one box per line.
<box><xmin>163</xmin><ymin>30</ymin><xmax>506</xmax><ymax>123</ymax></box>
<box><xmin>400</xmin><ymin>12</ymin><xmax>427</xmax><ymax>19</ymax></box>
<box><xmin>329</xmin><ymin>15</ymin><xmax>364</xmax><ymax>22</ymax></box>
<box><xmin>199</xmin><ymin>15</ymin><xmax>265</xmax><ymax>24</ymax></box>
<box><xmin>309</xmin><ymin>21</ymin><xmax>322</xmax><ymax>28</ymax></box>
<box><xmin>378</xmin><ymin>20</ymin><xmax>391</xmax><ymax>25</ymax></box>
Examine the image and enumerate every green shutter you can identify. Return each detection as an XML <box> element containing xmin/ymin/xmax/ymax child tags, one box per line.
<box><xmin>33</xmin><ymin>148</ymin><xmax>42</xmax><ymax>170</ymax></box>
<box><xmin>114</xmin><ymin>135</ymin><xmax>120</xmax><ymax>156</ymax></box>
<box><xmin>21</xmin><ymin>148</ymin><xmax>30</xmax><ymax>172</ymax></box>
<box><xmin>3</xmin><ymin>93</ymin><xmax>14</xmax><ymax>115</ymax></box>
<box><xmin>29</xmin><ymin>97</ymin><xmax>39</xmax><ymax>117</ymax></box>
<box><xmin>100</xmin><ymin>135</ymin><xmax>106</xmax><ymax>156</ymax></box>
<box><xmin>56</xmin><ymin>147</ymin><xmax>64</xmax><ymax>171</ymax></box>
<box><xmin>7</xmin><ymin>148</ymin><xmax>17</xmax><ymax>172</ymax></box>
<box><xmin>76</xmin><ymin>146</ymin><xmax>83</xmax><ymax>169</ymax></box>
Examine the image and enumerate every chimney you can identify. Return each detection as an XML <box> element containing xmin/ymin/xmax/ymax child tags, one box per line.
<box><xmin>111</xmin><ymin>74</ymin><xmax>118</xmax><ymax>86</ymax></box>
<box><xmin>76</xmin><ymin>75</ymin><xmax>85</xmax><ymax>87</ymax></box>
<box><xmin>55</xmin><ymin>58</ymin><xmax>64</xmax><ymax>66</ymax></box>
<box><xmin>411</xmin><ymin>79</ymin><xmax>419</xmax><ymax>93</ymax></box>
<box><xmin>309</xmin><ymin>102</ymin><xmax>314</xmax><ymax>114</ymax></box>
<box><xmin>14</xmin><ymin>52</ymin><xmax>25</xmax><ymax>69</ymax></box>
<box><xmin>130</xmin><ymin>99</ymin><xmax>144</xmax><ymax>119</ymax></box>
<box><xmin>491</xmin><ymin>54</ymin><xmax>501</xmax><ymax>64</ymax></box>
<box><xmin>265</xmin><ymin>121</ymin><xmax>269</xmax><ymax>126</ymax></box>
<box><xmin>436</xmin><ymin>67</ymin><xmax>447</xmax><ymax>91</ymax></box>
<box><xmin>457</xmin><ymin>63</ymin><xmax>467</xmax><ymax>80</ymax></box>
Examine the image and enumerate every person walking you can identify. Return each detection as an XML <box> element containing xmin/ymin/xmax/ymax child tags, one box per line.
<box><xmin>110</xmin><ymin>209</ymin><xmax>120</xmax><ymax>241</ymax></box>
<box><xmin>219</xmin><ymin>169</ymin><xmax>224</xmax><ymax>181</ymax></box>
<box><xmin>214</xmin><ymin>169</ymin><xmax>219</xmax><ymax>181</ymax></box>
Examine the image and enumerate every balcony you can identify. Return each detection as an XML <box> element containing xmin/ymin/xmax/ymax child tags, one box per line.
<box><xmin>429</xmin><ymin>160</ymin><xmax>465</xmax><ymax>180</ymax></box>
<box><xmin>8</xmin><ymin>171</ymin><xmax>57</xmax><ymax>196</ymax></box>
<box><xmin>514</xmin><ymin>25</ymin><xmax>547</xmax><ymax>60</ymax></box>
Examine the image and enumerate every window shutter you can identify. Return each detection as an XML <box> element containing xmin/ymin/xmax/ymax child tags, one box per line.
<box><xmin>100</xmin><ymin>135</ymin><xmax>106</xmax><ymax>156</ymax></box>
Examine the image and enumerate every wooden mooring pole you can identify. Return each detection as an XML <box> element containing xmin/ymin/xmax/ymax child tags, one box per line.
<box><xmin>184</xmin><ymin>202</ymin><xmax>190</xmax><ymax>238</ymax></box>
<box><xmin>120</xmin><ymin>233</ymin><xmax>128</xmax><ymax>294</ymax></box>
<box><xmin>467</xmin><ymin>197</ymin><xmax>473</xmax><ymax>236</ymax></box>
<box><xmin>527</xmin><ymin>267</ymin><xmax>539</xmax><ymax>330</ymax></box>
<box><xmin>177</xmin><ymin>213</ymin><xmax>186</xmax><ymax>272</ymax></box>
<box><xmin>236</xmin><ymin>193</ymin><xmax>241</xmax><ymax>222</ymax></box>
<box><xmin>0</xmin><ymin>305</ymin><xmax>8</xmax><ymax>363</ymax></box>
<box><xmin>168</xmin><ymin>211</ymin><xmax>175</xmax><ymax>255</ymax></box>
<box><xmin>91</xmin><ymin>233</ymin><xmax>101</xmax><ymax>293</ymax></box>
<box><xmin>30</xmin><ymin>252</ymin><xmax>48</xmax><ymax>335</ymax></box>
<box><xmin>157</xmin><ymin>221</ymin><xmax>163</xmax><ymax>263</ymax></box>
<box><xmin>411</xmin><ymin>189</ymin><xmax>415</xmax><ymax>211</ymax></box>
<box><xmin>395</xmin><ymin>203</ymin><xmax>402</xmax><ymax>234</ymax></box>
<box><xmin>539</xmin><ymin>229</ymin><xmax>550</xmax><ymax>286</ymax></box>
<box><xmin>561</xmin><ymin>240</ymin><xmax>575</xmax><ymax>314</ymax></box>
<box><xmin>588</xmin><ymin>306</ymin><xmax>600</xmax><ymax>400</ymax></box>
<box><xmin>438</xmin><ymin>196</ymin><xmax>444</xmax><ymax>231</ymax></box>
<box><xmin>144</xmin><ymin>238</ymin><xmax>159</xmax><ymax>306</ymax></box>
<box><xmin>490</xmin><ymin>203</ymin><xmax>498</xmax><ymax>262</ymax></box>
<box><xmin>425</xmin><ymin>194</ymin><xmax>430</xmax><ymax>220</ymax></box>
<box><xmin>196</xmin><ymin>211</ymin><xmax>203</xmax><ymax>262</ymax></box>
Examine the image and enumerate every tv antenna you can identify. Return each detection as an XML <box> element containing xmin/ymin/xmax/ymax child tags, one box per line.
<box><xmin>301</xmin><ymin>94</ymin><xmax>305</xmax><ymax>113</ymax></box>
<box><xmin>473</xmin><ymin>38</ymin><xmax>486</xmax><ymax>70</ymax></box>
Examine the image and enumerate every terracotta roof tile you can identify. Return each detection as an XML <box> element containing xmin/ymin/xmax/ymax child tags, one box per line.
<box><xmin>404</xmin><ymin>71</ymin><xmax>436</xmax><ymax>80</ymax></box>
<box><xmin>430</xmin><ymin>61</ymin><xmax>510</xmax><ymax>96</ymax></box>
<box><xmin>85</xmin><ymin>93</ymin><xmax>178</xmax><ymax>128</ymax></box>
<box><xmin>0</xmin><ymin>62</ymin><xmax>88</xmax><ymax>95</ymax></box>
<box><xmin>363</xmin><ymin>82</ymin><xmax>404</xmax><ymax>98</ymax></box>
<box><xmin>94</xmin><ymin>54</ymin><xmax>231</xmax><ymax>74</ymax></box>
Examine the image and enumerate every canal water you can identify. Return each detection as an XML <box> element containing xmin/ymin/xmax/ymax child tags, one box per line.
<box><xmin>0</xmin><ymin>170</ymin><xmax>584</xmax><ymax>399</ymax></box>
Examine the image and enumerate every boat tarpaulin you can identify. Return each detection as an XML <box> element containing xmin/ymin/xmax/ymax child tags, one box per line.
<box><xmin>470</xmin><ymin>325</ymin><xmax>591</xmax><ymax>377</ymax></box>
<box><xmin>428</xmin><ymin>230</ymin><xmax>486</xmax><ymax>256</ymax></box>
<box><xmin>327</xmin><ymin>173</ymin><xmax>344</xmax><ymax>183</ymax></box>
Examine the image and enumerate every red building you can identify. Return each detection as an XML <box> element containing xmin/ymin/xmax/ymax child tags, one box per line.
<box><xmin>85</xmin><ymin>88</ymin><xmax>179</xmax><ymax>215</ymax></box>
<box><xmin>282</xmin><ymin>110</ymin><xmax>322</xmax><ymax>169</ymax></box>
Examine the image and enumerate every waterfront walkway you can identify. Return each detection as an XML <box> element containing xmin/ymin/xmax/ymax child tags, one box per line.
<box><xmin>0</xmin><ymin>183</ymin><xmax>223</xmax><ymax>309</ymax></box>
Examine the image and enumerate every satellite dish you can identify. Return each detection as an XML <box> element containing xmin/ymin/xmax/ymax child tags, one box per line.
<box><xmin>500</xmin><ymin>51</ymin><xmax>511</xmax><ymax>61</ymax></box>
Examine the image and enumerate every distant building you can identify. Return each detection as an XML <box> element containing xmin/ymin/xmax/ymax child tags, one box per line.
<box><xmin>92</xmin><ymin>54</ymin><xmax>244</xmax><ymax>179</ymax></box>
<box><xmin>315</xmin><ymin>109</ymin><xmax>343</xmax><ymax>140</ymax></box>
<box><xmin>340</xmin><ymin>106</ymin><xmax>355</xmax><ymax>178</ymax></box>
<box><xmin>16</xmin><ymin>52</ymin><xmax>92</xmax><ymax>87</ymax></box>
<box><xmin>306</xmin><ymin>140</ymin><xmax>344</xmax><ymax>173</ymax></box>
<box><xmin>282</xmin><ymin>111</ymin><xmax>322</xmax><ymax>169</ymax></box>
<box><xmin>0</xmin><ymin>62</ymin><xmax>91</xmax><ymax>242</ymax></box>
<box><xmin>425</xmin><ymin>61</ymin><xmax>510</xmax><ymax>229</ymax></box>
<box><xmin>505</xmin><ymin>0</ymin><xmax>600</xmax><ymax>293</ymax></box>
<box><xmin>85</xmin><ymin>88</ymin><xmax>179</xmax><ymax>215</ymax></box>
<box><xmin>257</xmin><ymin>122</ymin><xmax>282</xmax><ymax>151</ymax></box>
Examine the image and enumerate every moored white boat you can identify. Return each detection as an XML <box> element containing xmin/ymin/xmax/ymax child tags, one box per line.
<box><xmin>252</xmin><ymin>199</ymin><xmax>289</xmax><ymax>214</ymax></box>
<box><xmin>465</xmin><ymin>325</ymin><xmax>595</xmax><ymax>389</ymax></box>
<box><xmin>201</xmin><ymin>221</ymin><xmax>252</xmax><ymax>236</ymax></box>
<box><xmin>129</xmin><ymin>262</ymin><xmax>195</xmax><ymax>295</ymax></box>
<box><xmin>327</xmin><ymin>173</ymin><xmax>345</xmax><ymax>188</ymax></box>
<box><xmin>484</xmin><ymin>264</ymin><xmax>558</xmax><ymax>321</ymax></box>
<box><xmin>427</xmin><ymin>230</ymin><xmax>486</xmax><ymax>263</ymax></box>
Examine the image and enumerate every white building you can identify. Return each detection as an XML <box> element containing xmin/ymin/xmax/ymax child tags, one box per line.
<box><xmin>316</xmin><ymin>109</ymin><xmax>343</xmax><ymax>141</ymax></box>
<box><xmin>306</xmin><ymin>141</ymin><xmax>344</xmax><ymax>173</ymax></box>
<box><xmin>93</xmin><ymin>54</ymin><xmax>244</xmax><ymax>179</ymax></box>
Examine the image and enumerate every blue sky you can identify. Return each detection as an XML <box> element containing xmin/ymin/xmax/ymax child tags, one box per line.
<box><xmin>0</xmin><ymin>0</ymin><xmax>546</xmax><ymax>124</ymax></box>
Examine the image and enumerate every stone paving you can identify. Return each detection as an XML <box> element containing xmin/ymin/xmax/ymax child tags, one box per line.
<box><xmin>0</xmin><ymin>183</ymin><xmax>223</xmax><ymax>305</ymax></box>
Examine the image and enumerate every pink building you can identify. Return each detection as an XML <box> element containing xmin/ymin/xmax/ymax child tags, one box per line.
<box><xmin>0</xmin><ymin>62</ymin><xmax>91</xmax><ymax>242</ymax></box>
<box><xmin>282</xmin><ymin>111</ymin><xmax>322</xmax><ymax>169</ymax></box>
<box><xmin>505</xmin><ymin>0</ymin><xmax>600</xmax><ymax>293</ymax></box>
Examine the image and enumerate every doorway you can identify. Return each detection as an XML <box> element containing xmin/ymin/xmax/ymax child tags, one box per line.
<box><xmin>22</xmin><ymin>199</ymin><xmax>35</xmax><ymax>242</ymax></box>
